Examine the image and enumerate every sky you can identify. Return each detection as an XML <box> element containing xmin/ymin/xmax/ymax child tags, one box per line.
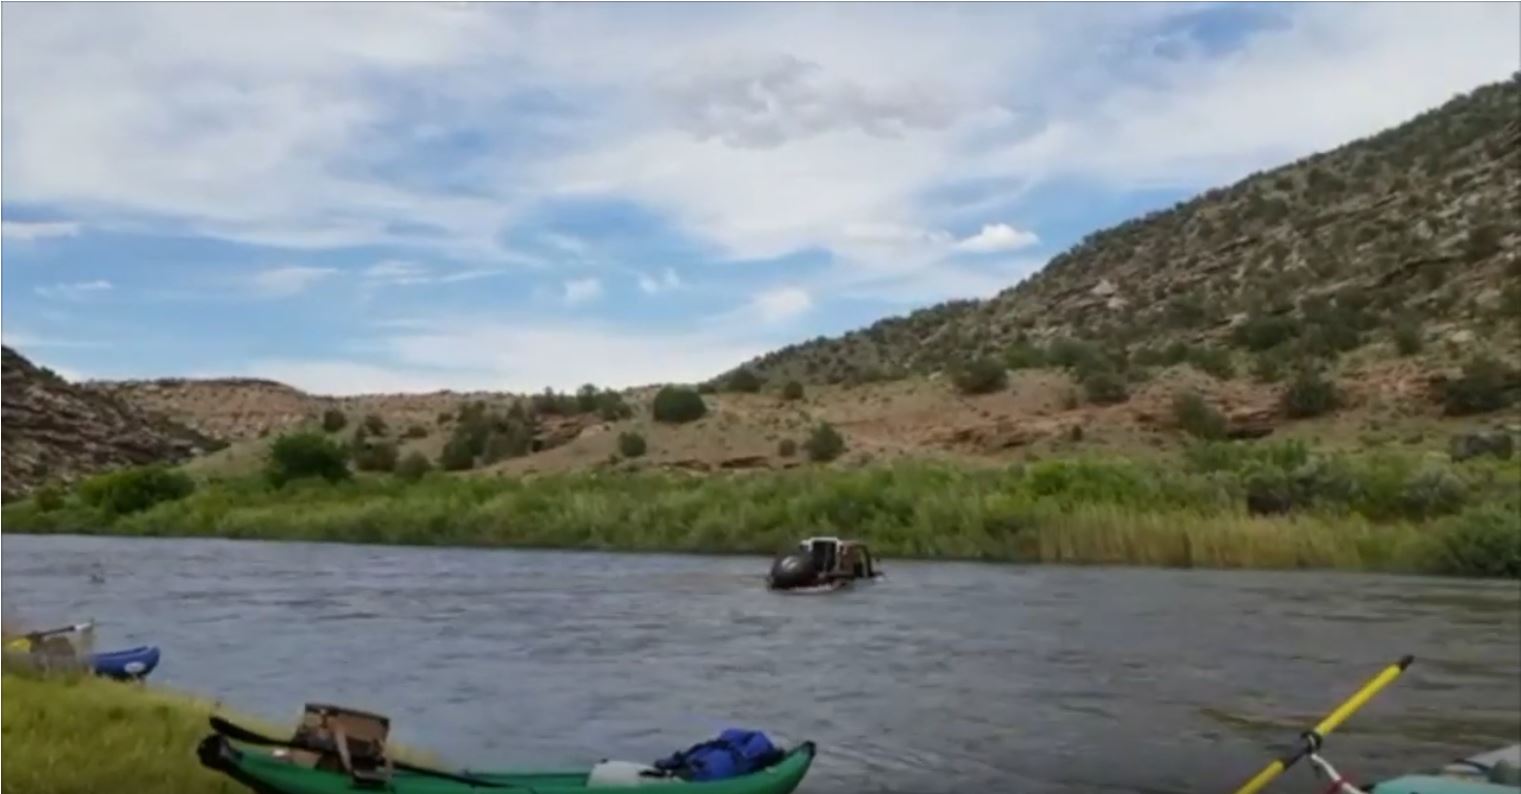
<box><xmin>2</xmin><ymin>2</ymin><xmax>1517</xmax><ymax>394</ymax></box>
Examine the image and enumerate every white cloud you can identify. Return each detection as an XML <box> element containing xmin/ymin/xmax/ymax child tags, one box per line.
<box><xmin>35</xmin><ymin>280</ymin><xmax>113</xmax><ymax>301</ymax></box>
<box><xmin>2</xmin><ymin>220</ymin><xmax>81</xmax><ymax>241</ymax></box>
<box><xmin>248</xmin><ymin>266</ymin><xmax>336</xmax><ymax>297</ymax></box>
<box><xmin>244</xmin><ymin>359</ymin><xmax>501</xmax><ymax>396</ymax></box>
<box><xmin>251</xmin><ymin>315</ymin><xmax>776</xmax><ymax>395</ymax></box>
<box><xmin>750</xmin><ymin>287</ymin><xmax>813</xmax><ymax>323</ymax></box>
<box><xmin>2</xmin><ymin>2</ymin><xmax>1515</xmax><ymax>316</ymax></box>
<box><xmin>637</xmin><ymin>267</ymin><xmax>684</xmax><ymax>295</ymax></box>
<box><xmin>2</xmin><ymin>329</ymin><xmax>111</xmax><ymax>349</ymax></box>
<box><xmin>364</xmin><ymin>260</ymin><xmax>431</xmax><ymax>285</ymax></box>
<box><xmin>955</xmin><ymin>223</ymin><xmax>1039</xmax><ymax>253</ymax></box>
<box><xmin>562</xmin><ymin>277</ymin><xmax>603</xmax><ymax>305</ymax></box>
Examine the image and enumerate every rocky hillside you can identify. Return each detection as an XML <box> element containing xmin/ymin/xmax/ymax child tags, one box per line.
<box><xmin>736</xmin><ymin>77</ymin><xmax>1520</xmax><ymax>387</ymax></box>
<box><xmin>1</xmin><ymin>346</ymin><xmax>222</xmax><ymax>498</ymax></box>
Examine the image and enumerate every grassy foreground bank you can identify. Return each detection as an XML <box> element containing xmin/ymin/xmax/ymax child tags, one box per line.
<box><xmin>5</xmin><ymin>442</ymin><xmax>1519</xmax><ymax>576</ymax></box>
<box><xmin>1</xmin><ymin>671</ymin><xmax>437</xmax><ymax>794</ymax></box>
<box><xmin>1</xmin><ymin>672</ymin><xmax>259</xmax><ymax>794</ymax></box>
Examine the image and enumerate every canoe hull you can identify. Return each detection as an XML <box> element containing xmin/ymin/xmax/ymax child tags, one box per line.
<box><xmin>198</xmin><ymin>734</ymin><xmax>817</xmax><ymax>794</ymax></box>
<box><xmin>87</xmin><ymin>645</ymin><xmax>160</xmax><ymax>680</ymax></box>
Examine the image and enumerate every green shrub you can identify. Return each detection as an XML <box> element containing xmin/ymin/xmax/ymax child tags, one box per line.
<box><xmin>778</xmin><ymin>439</ymin><xmax>798</xmax><ymax>458</ymax></box>
<box><xmin>576</xmin><ymin>384</ymin><xmax>602</xmax><ymax>413</ymax></box>
<box><xmin>597</xmin><ymin>392</ymin><xmax>634</xmax><ymax>421</ymax></box>
<box><xmin>482</xmin><ymin>426</ymin><xmax>532</xmax><ymax>464</ymax></box>
<box><xmin>1190</xmin><ymin>346</ymin><xmax>1236</xmax><ymax>379</ymax></box>
<box><xmin>1166</xmin><ymin>294</ymin><xmax>1208</xmax><ymax>329</ymax></box>
<box><xmin>438</xmin><ymin>437</ymin><xmax>476</xmax><ymax>471</ymax></box>
<box><xmin>950</xmin><ymin>357</ymin><xmax>1008</xmax><ymax>395</ymax></box>
<box><xmin>321</xmin><ymin>409</ymin><xmax>347</xmax><ymax>433</ymax></box>
<box><xmin>696</xmin><ymin>382</ymin><xmax>717</xmax><ymax>395</ymax></box>
<box><xmin>1465</xmin><ymin>223</ymin><xmax>1502</xmax><ymax>263</ymax></box>
<box><xmin>1048</xmin><ymin>338</ymin><xmax>1105</xmax><ymax>372</ymax></box>
<box><xmin>531</xmin><ymin>388</ymin><xmax>579</xmax><ymax>416</ymax></box>
<box><xmin>1172</xmin><ymin>392</ymin><xmax>1227</xmax><ymax>440</ymax></box>
<box><xmin>804</xmin><ymin>423</ymin><xmax>846</xmax><ymax>462</ymax></box>
<box><xmin>1399</xmin><ymin>467</ymin><xmax>1468</xmax><ymax>520</ymax></box>
<box><xmin>1004</xmin><ymin>340</ymin><xmax>1048</xmax><ymax>370</ymax></box>
<box><xmin>1443</xmin><ymin>355</ymin><xmax>1515</xmax><ymax>416</ymax></box>
<box><xmin>1081</xmin><ymin>369</ymin><xmax>1129</xmax><ymax>405</ymax></box>
<box><xmin>361</xmin><ymin>414</ymin><xmax>387</xmax><ymax>436</ymax></box>
<box><xmin>781</xmin><ymin>381</ymin><xmax>805</xmax><ymax>401</ymax></box>
<box><xmin>1282</xmin><ymin>369</ymin><xmax>1340</xmax><ymax>418</ymax></box>
<box><xmin>78</xmin><ymin>465</ymin><xmax>195</xmax><ymax>516</ymax></box>
<box><xmin>1392</xmin><ymin>318</ymin><xmax>1424</xmax><ymax>356</ymax></box>
<box><xmin>1251</xmin><ymin>351</ymin><xmax>1287</xmax><ymax>383</ymax></box>
<box><xmin>402</xmin><ymin>424</ymin><xmax>429</xmax><ymax>439</ymax></box>
<box><xmin>1433</xmin><ymin>502</ymin><xmax>1521</xmax><ymax>577</ymax></box>
<box><xmin>1232</xmin><ymin>314</ymin><xmax>1299</xmax><ymax>351</ymax></box>
<box><xmin>352</xmin><ymin>441</ymin><xmax>399</xmax><ymax>473</ymax></box>
<box><xmin>267</xmin><ymin>432</ymin><xmax>351</xmax><ymax>487</ymax></box>
<box><xmin>617</xmin><ymin>432</ymin><xmax>648</xmax><ymax>459</ymax></box>
<box><xmin>395</xmin><ymin>452</ymin><xmax>432</xmax><ymax>482</ymax></box>
<box><xmin>725</xmin><ymin>368</ymin><xmax>764</xmax><ymax>393</ymax></box>
<box><xmin>652</xmin><ymin>386</ymin><xmax>708</xmax><ymax>424</ymax></box>
<box><xmin>33</xmin><ymin>485</ymin><xmax>66</xmax><ymax>512</ymax></box>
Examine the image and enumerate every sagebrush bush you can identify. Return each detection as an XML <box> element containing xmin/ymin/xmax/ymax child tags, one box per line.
<box><xmin>33</xmin><ymin>485</ymin><xmax>66</xmax><ymax>512</ymax></box>
<box><xmin>352</xmin><ymin>441</ymin><xmax>399</xmax><ymax>473</ymax></box>
<box><xmin>1434</xmin><ymin>502</ymin><xmax>1521</xmax><ymax>577</ymax></box>
<box><xmin>482</xmin><ymin>426</ymin><xmax>532</xmax><ymax>464</ymax></box>
<box><xmin>321</xmin><ymin>409</ymin><xmax>347</xmax><ymax>433</ymax></box>
<box><xmin>804</xmin><ymin>423</ymin><xmax>846</xmax><ymax>462</ymax></box>
<box><xmin>652</xmin><ymin>386</ymin><xmax>707</xmax><ymax>424</ymax></box>
<box><xmin>361</xmin><ymin>414</ymin><xmax>387</xmax><ymax>436</ymax></box>
<box><xmin>1082</xmin><ymin>369</ymin><xmax>1129</xmax><ymax>405</ymax></box>
<box><xmin>1005</xmin><ymin>340</ymin><xmax>1048</xmax><ymax>370</ymax></box>
<box><xmin>438</xmin><ymin>437</ymin><xmax>476</xmax><ymax>471</ymax></box>
<box><xmin>1392</xmin><ymin>318</ymin><xmax>1424</xmax><ymax>356</ymax></box>
<box><xmin>778</xmin><ymin>439</ymin><xmax>798</xmax><ymax>457</ymax></box>
<box><xmin>617</xmin><ymin>432</ymin><xmax>648</xmax><ymax>459</ymax></box>
<box><xmin>1232</xmin><ymin>314</ymin><xmax>1300</xmax><ymax>351</ymax></box>
<box><xmin>1190</xmin><ymin>346</ymin><xmax>1236</xmax><ymax>379</ymax></box>
<box><xmin>78</xmin><ymin>465</ymin><xmax>195</xmax><ymax>516</ymax></box>
<box><xmin>395</xmin><ymin>451</ymin><xmax>432</xmax><ymax>482</ymax></box>
<box><xmin>781</xmin><ymin>380</ymin><xmax>805</xmax><ymax>401</ymax></box>
<box><xmin>725</xmin><ymin>368</ymin><xmax>764</xmax><ymax>393</ymax></box>
<box><xmin>1282</xmin><ymin>368</ymin><xmax>1340</xmax><ymax>418</ymax></box>
<box><xmin>1443</xmin><ymin>355</ymin><xmax>1514</xmax><ymax>416</ymax></box>
<box><xmin>267</xmin><ymin>432</ymin><xmax>350</xmax><ymax>487</ymax></box>
<box><xmin>1172</xmin><ymin>392</ymin><xmax>1227</xmax><ymax>440</ymax></box>
<box><xmin>951</xmin><ymin>357</ymin><xmax>1008</xmax><ymax>395</ymax></box>
<box><xmin>597</xmin><ymin>392</ymin><xmax>634</xmax><ymax>421</ymax></box>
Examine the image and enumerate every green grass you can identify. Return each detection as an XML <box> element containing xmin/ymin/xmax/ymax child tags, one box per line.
<box><xmin>1</xmin><ymin>672</ymin><xmax>262</xmax><ymax>794</ymax></box>
<box><xmin>5</xmin><ymin>446</ymin><xmax>1518</xmax><ymax>576</ymax></box>
<box><xmin>0</xmin><ymin>670</ymin><xmax>434</xmax><ymax>794</ymax></box>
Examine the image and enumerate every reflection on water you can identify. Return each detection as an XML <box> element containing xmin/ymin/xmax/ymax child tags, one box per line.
<box><xmin>4</xmin><ymin>534</ymin><xmax>1518</xmax><ymax>792</ymax></box>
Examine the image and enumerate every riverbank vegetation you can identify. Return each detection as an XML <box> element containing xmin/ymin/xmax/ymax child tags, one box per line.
<box><xmin>1</xmin><ymin>670</ymin><xmax>259</xmax><ymax>794</ymax></box>
<box><xmin>1</xmin><ymin>668</ymin><xmax>434</xmax><ymax>794</ymax></box>
<box><xmin>5</xmin><ymin>439</ymin><xmax>1517</xmax><ymax>577</ymax></box>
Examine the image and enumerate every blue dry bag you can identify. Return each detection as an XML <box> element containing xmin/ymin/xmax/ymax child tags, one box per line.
<box><xmin>652</xmin><ymin>729</ymin><xmax>782</xmax><ymax>781</ymax></box>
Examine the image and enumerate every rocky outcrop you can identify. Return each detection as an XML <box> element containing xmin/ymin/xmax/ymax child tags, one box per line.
<box><xmin>2</xmin><ymin>347</ymin><xmax>222</xmax><ymax>499</ymax></box>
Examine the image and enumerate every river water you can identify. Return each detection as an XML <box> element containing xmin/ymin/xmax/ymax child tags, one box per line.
<box><xmin>2</xmin><ymin>534</ymin><xmax>1518</xmax><ymax>792</ymax></box>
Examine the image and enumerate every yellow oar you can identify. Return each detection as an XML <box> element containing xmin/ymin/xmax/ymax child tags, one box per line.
<box><xmin>1231</xmin><ymin>655</ymin><xmax>1413</xmax><ymax>794</ymax></box>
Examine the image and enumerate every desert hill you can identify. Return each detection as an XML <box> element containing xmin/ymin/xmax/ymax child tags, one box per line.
<box><xmin>0</xmin><ymin>346</ymin><xmax>221</xmax><ymax>498</ymax></box>
<box><xmin>7</xmin><ymin>78</ymin><xmax>1519</xmax><ymax>488</ymax></box>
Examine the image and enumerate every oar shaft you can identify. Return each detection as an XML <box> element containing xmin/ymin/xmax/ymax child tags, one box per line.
<box><xmin>1310</xmin><ymin>656</ymin><xmax>1411</xmax><ymax>738</ymax></box>
<box><xmin>1231</xmin><ymin>656</ymin><xmax>1413</xmax><ymax>794</ymax></box>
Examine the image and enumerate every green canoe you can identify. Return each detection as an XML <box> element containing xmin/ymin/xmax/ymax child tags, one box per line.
<box><xmin>197</xmin><ymin>734</ymin><xmax>818</xmax><ymax>794</ymax></box>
